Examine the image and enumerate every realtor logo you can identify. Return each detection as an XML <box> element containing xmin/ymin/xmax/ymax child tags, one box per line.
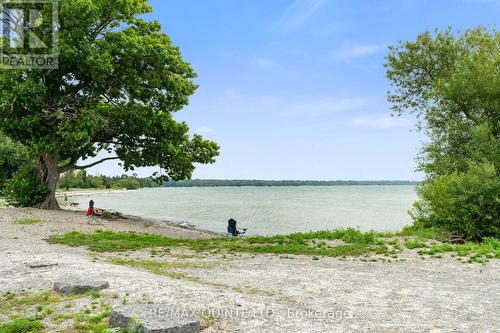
<box><xmin>0</xmin><ymin>0</ymin><xmax>58</xmax><ymax>69</ymax></box>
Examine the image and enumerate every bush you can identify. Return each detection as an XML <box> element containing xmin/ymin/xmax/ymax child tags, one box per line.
<box><xmin>0</xmin><ymin>132</ymin><xmax>30</xmax><ymax>193</ymax></box>
<box><xmin>410</xmin><ymin>162</ymin><xmax>500</xmax><ymax>241</ymax></box>
<box><xmin>3</xmin><ymin>164</ymin><xmax>49</xmax><ymax>207</ymax></box>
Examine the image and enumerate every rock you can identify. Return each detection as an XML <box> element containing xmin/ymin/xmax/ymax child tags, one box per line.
<box><xmin>53</xmin><ymin>280</ymin><xmax>109</xmax><ymax>295</ymax></box>
<box><xmin>109</xmin><ymin>304</ymin><xmax>200</xmax><ymax>333</ymax></box>
<box><xmin>27</xmin><ymin>262</ymin><xmax>58</xmax><ymax>269</ymax></box>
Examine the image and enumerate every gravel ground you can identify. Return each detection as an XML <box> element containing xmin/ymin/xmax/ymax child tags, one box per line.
<box><xmin>0</xmin><ymin>207</ymin><xmax>499</xmax><ymax>332</ymax></box>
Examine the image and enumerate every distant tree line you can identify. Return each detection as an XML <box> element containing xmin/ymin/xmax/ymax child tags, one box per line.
<box><xmin>162</xmin><ymin>179</ymin><xmax>418</xmax><ymax>187</ymax></box>
<box><xmin>58</xmin><ymin>170</ymin><xmax>158</xmax><ymax>190</ymax></box>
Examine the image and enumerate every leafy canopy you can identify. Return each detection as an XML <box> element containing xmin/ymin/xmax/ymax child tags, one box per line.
<box><xmin>0</xmin><ymin>0</ymin><xmax>219</xmax><ymax>181</ymax></box>
<box><xmin>386</xmin><ymin>27</ymin><xmax>499</xmax><ymax>177</ymax></box>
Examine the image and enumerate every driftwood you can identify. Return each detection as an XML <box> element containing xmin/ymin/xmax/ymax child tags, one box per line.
<box><xmin>438</xmin><ymin>230</ymin><xmax>466</xmax><ymax>244</ymax></box>
<box><xmin>98</xmin><ymin>211</ymin><xmax>126</xmax><ymax>220</ymax></box>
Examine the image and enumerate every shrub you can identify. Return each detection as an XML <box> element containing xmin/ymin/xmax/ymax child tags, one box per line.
<box><xmin>3</xmin><ymin>164</ymin><xmax>49</xmax><ymax>207</ymax></box>
<box><xmin>0</xmin><ymin>133</ymin><xmax>31</xmax><ymax>194</ymax></box>
<box><xmin>410</xmin><ymin>162</ymin><xmax>500</xmax><ymax>241</ymax></box>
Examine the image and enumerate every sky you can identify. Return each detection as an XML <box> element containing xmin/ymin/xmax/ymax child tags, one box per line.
<box><xmin>85</xmin><ymin>0</ymin><xmax>499</xmax><ymax>180</ymax></box>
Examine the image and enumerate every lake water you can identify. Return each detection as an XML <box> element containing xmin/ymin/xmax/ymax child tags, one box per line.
<box><xmin>66</xmin><ymin>186</ymin><xmax>417</xmax><ymax>235</ymax></box>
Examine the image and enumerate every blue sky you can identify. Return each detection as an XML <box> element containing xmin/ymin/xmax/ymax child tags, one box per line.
<box><xmin>86</xmin><ymin>0</ymin><xmax>498</xmax><ymax>180</ymax></box>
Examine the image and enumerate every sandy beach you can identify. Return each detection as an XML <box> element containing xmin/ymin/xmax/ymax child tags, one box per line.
<box><xmin>0</xmin><ymin>207</ymin><xmax>499</xmax><ymax>332</ymax></box>
<box><xmin>56</xmin><ymin>189</ymin><xmax>131</xmax><ymax>198</ymax></box>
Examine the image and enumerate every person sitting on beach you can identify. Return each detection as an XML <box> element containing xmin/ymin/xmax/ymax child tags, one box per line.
<box><xmin>86</xmin><ymin>200</ymin><xmax>95</xmax><ymax>222</ymax></box>
<box><xmin>86</xmin><ymin>200</ymin><xmax>106</xmax><ymax>220</ymax></box>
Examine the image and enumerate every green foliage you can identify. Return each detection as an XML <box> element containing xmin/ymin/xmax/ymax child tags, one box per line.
<box><xmin>0</xmin><ymin>289</ymin><xmax>113</xmax><ymax>333</ymax></box>
<box><xmin>3</xmin><ymin>165</ymin><xmax>49</xmax><ymax>207</ymax></box>
<box><xmin>73</xmin><ymin>309</ymin><xmax>111</xmax><ymax>333</ymax></box>
<box><xmin>0</xmin><ymin>133</ymin><xmax>31</xmax><ymax>193</ymax></box>
<box><xmin>399</xmin><ymin>225</ymin><xmax>446</xmax><ymax>239</ymax></box>
<box><xmin>0</xmin><ymin>318</ymin><xmax>44</xmax><ymax>333</ymax></box>
<box><xmin>417</xmin><ymin>238</ymin><xmax>500</xmax><ymax>263</ymax></box>
<box><xmin>386</xmin><ymin>27</ymin><xmax>500</xmax><ymax>240</ymax></box>
<box><xmin>59</xmin><ymin>171</ymin><xmax>155</xmax><ymax>190</ymax></box>
<box><xmin>0</xmin><ymin>0</ymin><xmax>219</xmax><ymax>203</ymax></box>
<box><xmin>114</xmin><ymin>177</ymin><xmax>141</xmax><ymax>190</ymax></box>
<box><xmin>386</xmin><ymin>28</ymin><xmax>499</xmax><ymax>137</ymax></box>
<box><xmin>410</xmin><ymin>162</ymin><xmax>500</xmax><ymax>241</ymax></box>
<box><xmin>404</xmin><ymin>239</ymin><xmax>428</xmax><ymax>249</ymax></box>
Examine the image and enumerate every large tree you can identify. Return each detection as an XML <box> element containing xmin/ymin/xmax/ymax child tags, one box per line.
<box><xmin>0</xmin><ymin>0</ymin><xmax>219</xmax><ymax>209</ymax></box>
<box><xmin>386</xmin><ymin>28</ymin><xmax>499</xmax><ymax>240</ymax></box>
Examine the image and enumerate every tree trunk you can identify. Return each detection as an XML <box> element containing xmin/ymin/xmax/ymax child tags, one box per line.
<box><xmin>36</xmin><ymin>154</ymin><xmax>60</xmax><ymax>210</ymax></box>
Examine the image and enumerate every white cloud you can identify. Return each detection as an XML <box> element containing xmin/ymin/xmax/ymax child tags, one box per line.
<box><xmin>253</xmin><ymin>57</ymin><xmax>277</xmax><ymax>68</ymax></box>
<box><xmin>194</xmin><ymin>126</ymin><xmax>215</xmax><ymax>134</ymax></box>
<box><xmin>285</xmin><ymin>97</ymin><xmax>366</xmax><ymax>114</ymax></box>
<box><xmin>351</xmin><ymin>116</ymin><xmax>411</xmax><ymax>129</ymax></box>
<box><xmin>331</xmin><ymin>43</ymin><xmax>382</xmax><ymax>60</ymax></box>
<box><xmin>274</xmin><ymin>0</ymin><xmax>327</xmax><ymax>32</ymax></box>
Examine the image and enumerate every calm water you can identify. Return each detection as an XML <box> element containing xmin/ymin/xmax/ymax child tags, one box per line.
<box><xmin>66</xmin><ymin>186</ymin><xmax>417</xmax><ymax>235</ymax></box>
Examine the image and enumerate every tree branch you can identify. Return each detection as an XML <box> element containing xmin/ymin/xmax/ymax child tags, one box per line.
<box><xmin>90</xmin><ymin>16</ymin><xmax>114</xmax><ymax>41</ymax></box>
<box><xmin>59</xmin><ymin>157</ymin><xmax>120</xmax><ymax>172</ymax></box>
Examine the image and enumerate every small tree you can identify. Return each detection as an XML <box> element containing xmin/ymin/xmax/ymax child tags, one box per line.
<box><xmin>0</xmin><ymin>0</ymin><xmax>219</xmax><ymax>209</ymax></box>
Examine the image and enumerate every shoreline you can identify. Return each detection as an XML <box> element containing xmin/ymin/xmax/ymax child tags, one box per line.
<box><xmin>57</xmin><ymin>206</ymin><xmax>222</xmax><ymax>237</ymax></box>
<box><xmin>56</xmin><ymin>188</ymin><xmax>131</xmax><ymax>198</ymax></box>
<box><xmin>55</xmin><ymin>189</ymin><xmax>223</xmax><ymax>236</ymax></box>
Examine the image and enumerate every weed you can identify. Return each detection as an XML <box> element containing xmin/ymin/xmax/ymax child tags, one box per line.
<box><xmin>404</xmin><ymin>239</ymin><xmax>428</xmax><ymax>249</ymax></box>
<box><xmin>0</xmin><ymin>318</ymin><xmax>44</xmax><ymax>333</ymax></box>
<box><xmin>199</xmin><ymin>309</ymin><xmax>217</xmax><ymax>329</ymax></box>
<box><xmin>14</xmin><ymin>217</ymin><xmax>42</xmax><ymax>225</ymax></box>
<box><xmin>88</xmin><ymin>290</ymin><xmax>102</xmax><ymax>299</ymax></box>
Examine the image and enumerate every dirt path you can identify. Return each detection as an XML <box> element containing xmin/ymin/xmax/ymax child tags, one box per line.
<box><xmin>0</xmin><ymin>207</ymin><xmax>498</xmax><ymax>332</ymax></box>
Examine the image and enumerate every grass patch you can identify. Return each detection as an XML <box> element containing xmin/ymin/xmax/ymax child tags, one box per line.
<box><xmin>0</xmin><ymin>318</ymin><xmax>44</xmax><ymax>333</ymax></box>
<box><xmin>73</xmin><ymin>308</ymin><xmax>111</xmax><ymax>333</ymax></box>
<box><xmin>417</xmin><ymin>238</ymin><xmax>500</xmax><ymax>263</ymax></box>
<box><xmin>14</xmin><ymin>217</ymin><xmax>42</xmax><ymax>225</ymax></box>
<box><xmin>404</xmin><ymin>239</ymin><xmax>428</xmax><ymax>249</ymax></box>
<box><xmin>0</xmin><ymin>290</ymin><xmax>64</xmax><ymax>317</ymax></box>
<box><xmin>0</xmin><ymin>289</ymin><xmax>113</xmax><ymax>333</ymax></box>
<box><xmin>48</xmin><ymin>228</ymin><xmax>390</xmax><ymax>258</ymax></box>
<box><xmin>398</xmin><ymin>225</ymin><xmax>446</xmax><ymax>239</ymax></box>
<box><xmin>106</xmin><ymin>258</ymin><xmax>212</xmax><ymax>282</ymax></box>
<box><xmin>48</xmin><ymin>227</ymin><xmax>500</xmax><ymax>263</ymax></box>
